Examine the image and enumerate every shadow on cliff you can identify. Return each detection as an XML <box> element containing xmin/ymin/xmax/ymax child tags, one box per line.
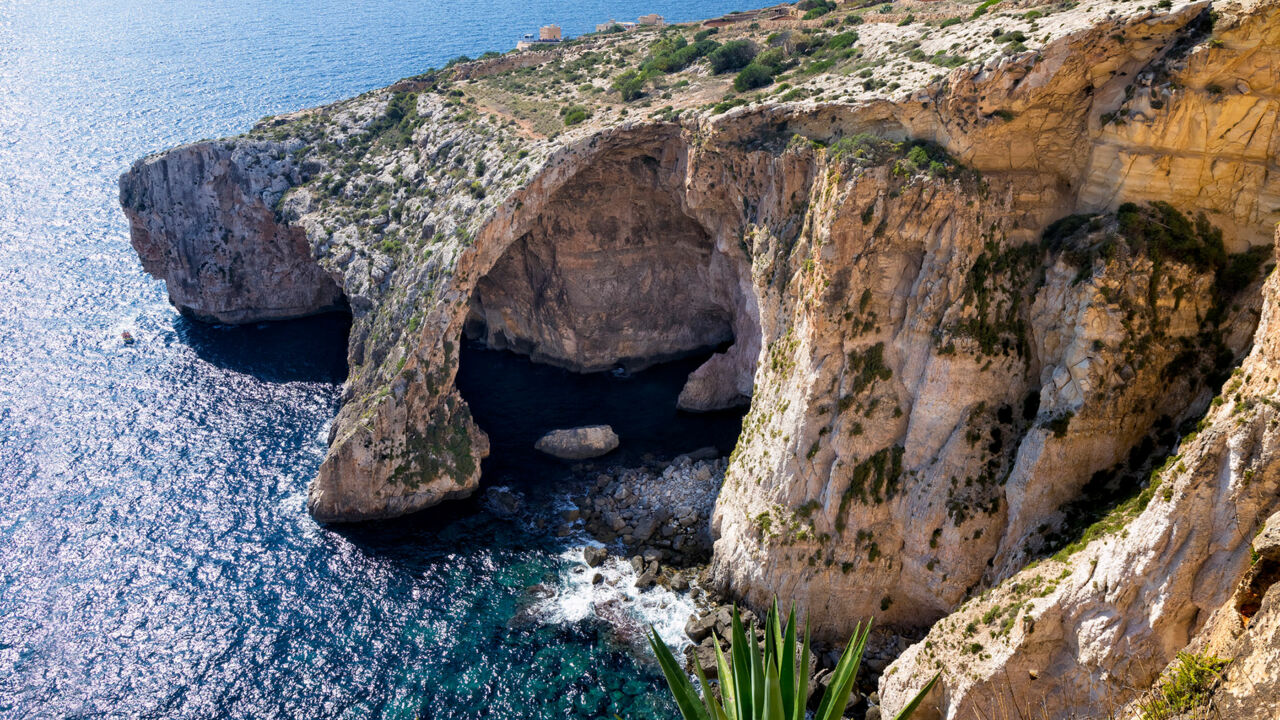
<box><xmin>174</xmin><ymin>311</ymin><xmax>351</xmax><ymax>384</ymax></box>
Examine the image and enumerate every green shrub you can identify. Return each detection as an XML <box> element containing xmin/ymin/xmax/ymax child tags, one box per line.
<box><xmin>709</xmin><ymin>39</ymin><xmax>758</xmax><ymax>73</ymax></box>
<box><xmin>644</xmin><ymin>36</ymin><xmax>720</xmax><ymax>73</ymax></box>
<box><xmin>695</xmin><ymin>28</ymin><xmax>719</xmax><ymax>41</ymax></box>
<box><xmin>561</xmin><ymin>104</ymin><xmax>591</xmax><ymax>125</ymax></box>
<box><xmin>755</xmin><ymin>48</ymin><xmax>788</xmax><ymax>72</ymax></box>
<box><xmin>801</xmin><ymin>0</ymin><xmax>837</xmax><ymax>20</ymax></box>
<box><xmin>649</xmin><ymin>601</ymin><xmax>938</xmax><ymax>720</ymax></box>
<box><xmin>971</xmin><ymin>0</ymin><xmax>1000</xmax><ymax>17</ymax></box>
<box><xmin>735</xmin><ymin>63</ymin><xmax>776</xmax><ymax>91</ymax></box>
<box><xmin>612</xmin><ymin>68</ymin><xmax>649</xmax><ymax>100</ymax></box>
<box><xmin>711</xmin><ymin>96</ymin><xmax>749</xmax><ymax>114</ymax></box>
<box><xmin>366</xmin><ymin>91</ymin><xmax>421</xmax><ymax>149</ymax></box>
<box><xmin>827</xmin><ymin>31</ymin><xmax>859</xmax><ymax>49</ymax></box>
<box><xmin>1138</xmin><ymin>653</ymin><xmax>1229</xmax><ymax>720</ymax></box>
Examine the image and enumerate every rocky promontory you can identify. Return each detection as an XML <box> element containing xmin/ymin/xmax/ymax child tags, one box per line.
<box><xmin>121</xmin><ymin>0</ymin><xmax>1280</xmax><ymax>715</ymax></box>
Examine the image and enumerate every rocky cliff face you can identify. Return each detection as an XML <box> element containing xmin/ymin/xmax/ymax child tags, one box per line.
<box><xmin>122</xmin><ymin>0</ymin><xmax>1279</xmax><ymax>715</ymax></box>
<box><xmin>880</xmin><ymin>227</ymin><xmax>1280</xmax><ymax>719</ymax></box>
<box><xmin>121</xmin><ymin>141</ymin><xmax>345</xmax><ymax>323</ymax></box>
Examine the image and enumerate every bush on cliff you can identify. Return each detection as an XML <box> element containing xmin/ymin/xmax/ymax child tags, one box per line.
<box><xmin>734</xmin><ymin>63</ymin><xmax>775</xmax><ymax>92</ymax></box>
<box><xmin>644</xmin><ymin>35</ymin><xmax>721</xmax><ymax>74</ymax></box>
<box><xmin>649</xmin><ymin>601</ymin><xmax>938</xmax><ymax>720</ymax></box>
<box><xmin>560</xmin><ymin>104</ymin><xmax>591</xmax><ymax>126</ymax></box>
<box><xmin>709</xmin><ymin>40</ymin><xmax>758</xmax><ymax>73</ymax></box>
<box><xmin>613</xmin><ymin>69</ymin><xmax>649</xmax><ymax>101</ymax></box>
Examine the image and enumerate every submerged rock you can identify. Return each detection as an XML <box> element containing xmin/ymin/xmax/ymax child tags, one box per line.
<box><xmin>534</xmin><ymin>425</ymin><xmax>619</xmax><ymax>460</ymax></box>
<box><xmin>483</xmin><ymin>486</ymin><xmax>522</xmax><ymax>517</ymax></box>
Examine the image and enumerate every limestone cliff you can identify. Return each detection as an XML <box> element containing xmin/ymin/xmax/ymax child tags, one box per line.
<box><xmin>121</xmin><ymin>0</ymin><xmax>1280</xmax><ymax>715</ymax></box>
<box><xmin>880</xmin><ymin>226</ymin><xmax>1280</xmax><ymax>720</ymax></box>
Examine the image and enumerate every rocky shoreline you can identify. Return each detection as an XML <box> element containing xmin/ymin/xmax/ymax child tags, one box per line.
<box><xmin>555</xmin><ymin>449</ymin><xmax>919</xmax><ymax>718</ymax></box>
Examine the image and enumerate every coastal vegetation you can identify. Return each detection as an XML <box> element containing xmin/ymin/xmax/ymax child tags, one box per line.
<box><xmin>649</xmin><ymin>601</ymin><xmax>937</xmax><ymax>720</ymax></box>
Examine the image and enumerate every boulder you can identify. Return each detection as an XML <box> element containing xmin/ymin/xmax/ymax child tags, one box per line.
<box><xmin>635</xmin><ymin>569</ymin><xmax>658</xmax><ymax>589</ymax></box>
<box><xmin>685</xmin><ymin>612</ymin><xmax>716</xmax><ymax>642</ymax></box>
<box><xmin>534</xmin><ymin>425</ymin><xmax>619</xmax><ymax>460</ymax></box>
<box><xmin>583</xmin><ymin>546</ymin><xmax>608</xmax><ymax>568</ymax></box>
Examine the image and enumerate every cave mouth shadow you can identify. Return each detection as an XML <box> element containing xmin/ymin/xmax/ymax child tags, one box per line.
<box><xmin>174</xmin><ymin>311</ymin><xmax>351</xmax><ymax>384</ymax></box>
<box><xmin>455</xmin><ymin>337</ymin><xmax>746</xmax><ymax>492</ymax></box>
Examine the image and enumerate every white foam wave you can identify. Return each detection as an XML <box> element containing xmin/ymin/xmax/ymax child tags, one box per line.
<box><xmin>536</xmin><ymin>542</ymin><xmax>698</xmax><ymax>655</ymax></box>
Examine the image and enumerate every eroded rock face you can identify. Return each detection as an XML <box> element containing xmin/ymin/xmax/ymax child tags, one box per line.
<box><xmin>120</xmin><ymin>141</ymin><xmax>345</xmax><ymax>323</ymax></box>
<box><xmin>466</xmin><ymin>140</ymin><xmax>745</xmax><ymax>373</ymax></box>
<box><xmin>880</xmin><ymin>237</ymin><xmax>1280</xmax><ymax>720</ymax></box>
<box><xmin>535</xmin><ymin>425</ymin><xmax>620</xmax><ymax>460</ymax></box>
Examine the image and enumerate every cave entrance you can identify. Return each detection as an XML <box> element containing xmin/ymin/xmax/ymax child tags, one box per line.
<box><xmin>455</xmin><ymin>140</ymin><xmax>757</xmax><ymax>485</ymax></box>
<box><xmin>455</xmin><ymin>340</ymin><xmax>746</xmax><ymax>483</ymax></box>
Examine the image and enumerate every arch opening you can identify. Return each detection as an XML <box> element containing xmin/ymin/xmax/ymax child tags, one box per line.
<box><xmin>455</xmin><ymin>141</ymin><xmax>759</xmax><ymax>483</ymax></box>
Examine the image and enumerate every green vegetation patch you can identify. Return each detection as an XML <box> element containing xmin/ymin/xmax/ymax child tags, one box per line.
<box><xmin>1138</xmin><ymin>653</ymin><xmax>1229</xmax><ymax>720</ymax></box>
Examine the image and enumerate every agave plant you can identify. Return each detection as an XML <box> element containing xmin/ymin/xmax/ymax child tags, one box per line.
<box><xmin>648</xmin><ymin>601</ymin><xmax>938</xmax><ymax>720</ymax></box>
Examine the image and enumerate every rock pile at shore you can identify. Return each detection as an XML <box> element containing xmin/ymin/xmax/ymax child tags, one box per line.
<box><xmin>568</xmin><ymin>449</ymin><xmax>920</xmax><ymax>716</ymax></box>
<box><xmin>578</xmin><ymin>450</ymin><xmax>724</xmax><ymax>566</ymax></box>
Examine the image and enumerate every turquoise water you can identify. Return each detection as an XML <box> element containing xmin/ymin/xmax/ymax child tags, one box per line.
<box><xmin>0</xmin><ymin>1</ymin><xmax>750</xmax><ymax>717</ymax></box>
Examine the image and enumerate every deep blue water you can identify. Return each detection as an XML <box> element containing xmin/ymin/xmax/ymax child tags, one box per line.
<box><xmin>0</xmin><ymin>1</ymin><xmax>751</xmax><ymax>717</ymax></box>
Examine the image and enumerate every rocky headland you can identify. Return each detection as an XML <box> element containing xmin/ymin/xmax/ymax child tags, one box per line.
<box><xmin>121</xmin><ymin>0</ymin><xmax>1280</xmax><ymax>715</ymax></box>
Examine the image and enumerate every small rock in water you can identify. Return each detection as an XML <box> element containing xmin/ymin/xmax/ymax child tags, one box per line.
<box><xmin>583</xmin><ymin>546</ymin><xmax>608</xmax><ymax>567</ymax></box>
<box><xmin>635</xmin><ymin>569</ymin><xmax>658</xmax><ymax>589</ymax></box>
<box><xmin>591</xmin><ymin>572</ymin><xmax>604</xmax><ymax>585</ymax></box>
<box><xmin>525</xmin><ymin>583</ymin><xmax>555</xmax><ymax>600</ymax></box>
<box><xmin>483</xmin><ymin>487</ymin><xmax>522</xmax><ymax>517</ymax></box>
<box><xmin>534</xmin><ymin>425</ymin><xmax>620</xmax><ymax>460</ymax></box>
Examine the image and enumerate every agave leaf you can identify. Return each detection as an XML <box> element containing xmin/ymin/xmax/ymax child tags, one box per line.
<box><xmin>693</xmin><ymin>650</ymin><xmax>730</xmax><ymax>720</ymax></box>
<box><xmin>648</xmin><ymin>627</ymin><xmax>711</xmax><ymax>720</ymax></box>
<box><xmin>750</xmin><ymin>626</ymin><xmax>766</xmax><ymax>719</ymax></box>
<box><xmin>731</xmin><ymin>607</ymin><xmax>752</xmax><ymax>720</ymax></box>
<box><xmin>889</xmin><ymin>673</ymin><xmax>940</xmax><ymax>720</ymax></box>
<box><xmin>770</xmin><ymin>598</ymin><xmax>784</xmax><ymax>670</ymax></box>
<box><xmin>815</xmin><ymin>620</ymin><xmax>870</xmax><ymax>720</ymax></box>
<box><xmin>763</xmin><ymin>655</ymin><xmax>786</xmax><ymax>720</ymax></box>
<box><xmin>713</xmin><ymin>636</ymin><xmax>738</xmax><ymax>720</ymax></box>
<box><xmin>778</xmin><ymin>605</ymin><xmax>797</xmax><ymax>719</ymax></box>
<box><xmin>792</xmin><ymin>620</ymin><xmax>811</xmax><ymax>720</ymax></box>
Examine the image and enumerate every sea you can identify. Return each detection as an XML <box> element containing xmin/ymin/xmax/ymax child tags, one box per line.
<box><xmin>0</xmin><ymin>1</ymin><xmax>752</xmax><ymax>717</ymax></box>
